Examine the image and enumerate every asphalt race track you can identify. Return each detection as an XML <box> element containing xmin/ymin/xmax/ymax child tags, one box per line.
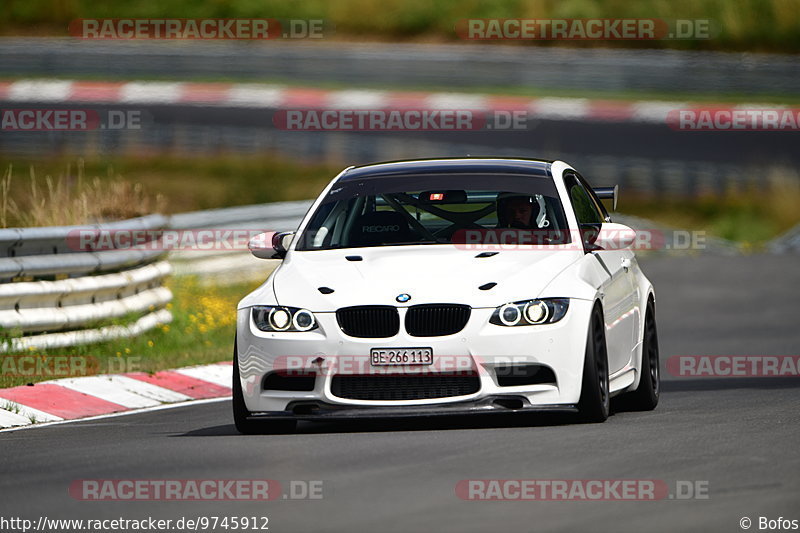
<box><xmin>1</xmin><ymin>253</ymin><xmax>798</xmax><ymax>533</ymax></box>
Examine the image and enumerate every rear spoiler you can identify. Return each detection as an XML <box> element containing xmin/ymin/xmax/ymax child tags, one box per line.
<box><xmin>593</xmin><ymin>185</ymin><xmax>618</xmax><ymax>211</ymax></box>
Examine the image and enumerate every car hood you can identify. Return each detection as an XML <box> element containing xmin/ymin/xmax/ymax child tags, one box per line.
<box><xmin>247</xmin><ymin>245</ymin><xmax>582</xmax><ymax>311</ymax></box>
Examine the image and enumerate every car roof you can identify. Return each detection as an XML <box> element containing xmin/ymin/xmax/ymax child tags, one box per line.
<box><xmin>339</xmin><ymin>157</ymin><xmax>554</xmax><ymax>181</ymax></box>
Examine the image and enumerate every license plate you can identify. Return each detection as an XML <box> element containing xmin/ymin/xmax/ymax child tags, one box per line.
<box><xmin>370</xmin><ymin>347</ymin><xmax>433</xmax><ymax>366</ymax></box>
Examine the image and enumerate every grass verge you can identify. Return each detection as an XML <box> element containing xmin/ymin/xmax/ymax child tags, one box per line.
<box><xmin>619</xmin><ymin>175</ymin><xmax>800</xmax><ymax>246</ymax></box>
<box><xmin>1</xmin><ymin>161</ymin><xmax>165</xmax><ymax>227</ymax></box>
<box><xmin>0</xmin><ymin>156</ymin><xmax>338</xmax><ymax>226</ymax></box>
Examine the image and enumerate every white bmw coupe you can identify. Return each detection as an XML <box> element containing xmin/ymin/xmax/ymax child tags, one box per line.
<box><xmin>233</xmin><ymin>158</ymin><xmax>659</xmax><ymax>433</ymax></box>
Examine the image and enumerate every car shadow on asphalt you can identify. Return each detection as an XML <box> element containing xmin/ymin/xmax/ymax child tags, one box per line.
<box><xmin>173</xmin><ymin>411</ymin><xmax>594</xmax><ymax>437</ymax></box>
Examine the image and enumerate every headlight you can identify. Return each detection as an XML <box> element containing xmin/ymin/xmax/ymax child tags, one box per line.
<box><xmin>252</xmin><ymin>306</ymin><xmax>318</xmax><ymax>332</ymax></box>
<box><xmin>490</xmin><ymin>298</ymin><xmax>569</xmax><ymax>326</ymax></box>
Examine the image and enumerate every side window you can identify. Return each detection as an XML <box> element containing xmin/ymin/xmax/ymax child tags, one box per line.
<box><xmin>576</xmin><ymin>174</ymin><xmax>610</xmax><ymax>222</ymax></box>
<box><xmin>564</xmin><ymin>173</ymin><xmax>605</xmax><ymax>250</ymax></box>
<box><xmin>565</xmin><ymin>174</ymin><xmax>603</xmax><ymax>225</ymax></box>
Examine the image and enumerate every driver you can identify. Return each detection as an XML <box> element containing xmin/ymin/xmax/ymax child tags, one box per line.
<box><xmin>496</xmin><ymin>193</ymin><xmax>537</xmax><ymax>229</ymax></box>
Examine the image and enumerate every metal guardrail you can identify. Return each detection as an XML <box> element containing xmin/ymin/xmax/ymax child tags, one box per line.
<box><xmin>0</xmin><ymin>214</ymin><xmax>169</xmax><ymax>280</ymax></box>
<box><xmin>0</xmin><ymin>202</ymin><xmax>310</xmax><ymax>351</ymax></box>
<box><xmin>0</xmin><ymin>214</ymin><xmax>168</xmax><ymax>257</ymax></box>
<box><xmin>0</xmin><ymin>262</ymin><xmax>172</xmax><ymax>333</ymax></box>
<box><xmin>0</xmin><ymin>215</ymin><xmax>172</xmax><ymax>352</ymax></box>
<box><xmin>170</xmin><ymin>200</ymin><xmax>311</xmax><ymax>230</ymax></box>
<box><xmin>1</xmin><ymin>38</ymin><xmax>798</xmax><ymax>96</ymax></box>
<box><xmin>3</xmin><ymin>308</ymin><xmax>173</xmax><ymax>352</ymax></box>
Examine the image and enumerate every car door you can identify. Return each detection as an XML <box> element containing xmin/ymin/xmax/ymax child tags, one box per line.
<box><xmin>564</xmin><ymin>173</ymin><xmax>636</xmax><ymax>374</ymax></box>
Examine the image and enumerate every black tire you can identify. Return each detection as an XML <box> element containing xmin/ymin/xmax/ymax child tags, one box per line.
<box><xmin>232</xmin><ymin>338</ymin><xmax>297</xmax><ymax>435</ymax></box>
<box><xmin>624</xmin><ymin>299</ymin><xmax>660</xmax><ymax>411</ymax></box>
<box><xmin>577</xmin><ymin>306</ymin><xmax>610</xmax><ymax>423</ymax></box>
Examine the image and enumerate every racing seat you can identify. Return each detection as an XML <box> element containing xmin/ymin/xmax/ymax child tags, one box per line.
<box><xmin>348</xmin><ymin>211</ymin><xmax>413</xmax><ymax>247</ymax></box>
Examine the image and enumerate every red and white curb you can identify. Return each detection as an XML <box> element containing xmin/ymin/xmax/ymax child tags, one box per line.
<box><xmin>0</xmin><ymin>78</ymin><xmax>698</xmax><ymax>124</ymax></box>
<box><xmin>0</xmin><ymin>362</ymin><xmax>232</xmax><ymax>429</ymax></box>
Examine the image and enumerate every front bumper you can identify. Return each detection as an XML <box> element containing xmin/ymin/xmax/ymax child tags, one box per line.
<box><xmin>247</xmin><ymin>396</ymin><xmax>578</xmax><ymax>421</ymax></box>
<box><xmin>236</xmin><ymin>299</ymin><xmax>594</xmax><ymax>413</ymax></box>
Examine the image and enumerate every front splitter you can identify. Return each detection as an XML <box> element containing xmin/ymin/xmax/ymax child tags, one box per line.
<box><xmin>247</xmin><ymin>396</ymin><xmax>578</xmax><ymax>421</ymax></box>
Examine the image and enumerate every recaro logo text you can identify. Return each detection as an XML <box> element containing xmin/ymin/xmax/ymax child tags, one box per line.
<box><xmin>363</xmin><ymin>225</ymin><xmax>401</xmax><ymax>233</ymax></box>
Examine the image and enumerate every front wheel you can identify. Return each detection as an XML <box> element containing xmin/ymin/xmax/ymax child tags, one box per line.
<box><xmin>577</xmin><ymin>306</ymin><xmax>610</xmax><ymax>423</ymax></box>
<box><xmin>623</xmin><ymin>299</ymin><xmax>660</xmax><ymax>411</ymax></box>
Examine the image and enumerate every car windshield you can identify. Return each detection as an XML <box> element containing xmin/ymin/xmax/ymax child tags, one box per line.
<box><xmin>295</xmin><ymin>173</ymin><xmax>570</xmax><ymax>251</ymax></box>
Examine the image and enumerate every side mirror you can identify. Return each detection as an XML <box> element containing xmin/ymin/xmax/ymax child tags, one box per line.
<box><xmin>579</xmin><ymin>222</ymin><xmax>602</xmax><ymax>251</ymax></box>
<box><xmin>248</xmin><ymin>231</ymin><xmax>294</xmax><ymax>259</ymax></box>
<box><xmin>271</xmin><ymin>231</ymin><xmax>295</xmax><ymax>259</ymax></box>
<box><xmin>593</xmin><ymin>223</ymin><xmax>636</xmax><ymax>251</ymax></box>
<box><xmin>248</xmin><ymin>232</ymin><xmax>274</xmax><ymax>259</ymax></box>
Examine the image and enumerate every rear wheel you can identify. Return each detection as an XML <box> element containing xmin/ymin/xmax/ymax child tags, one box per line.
<box><xmin>233</xmin><ymin>338</ymin><xmax>297</xmax><ymax>435</ymax></box>
<box><xmin>624</xmin><ymin>299</ymin><xmax>660</xmax><ymax>411</ymax></box>
<box><xmin>578</xmin><ymin>306</ymin><xmax>610</xmax><ymax>423</ymax></box>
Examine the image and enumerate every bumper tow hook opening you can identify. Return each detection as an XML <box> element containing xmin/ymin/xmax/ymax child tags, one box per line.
<box><xmin>493</xmin><ymin>398</ymin><xmax>525</xmax><ymax>410</ymax></box>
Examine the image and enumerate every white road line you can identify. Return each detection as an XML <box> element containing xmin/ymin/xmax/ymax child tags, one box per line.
<box><xmin>174</xmin><ymin>364</ymin><xmax>232</xmax><ymax>388</ymax></box>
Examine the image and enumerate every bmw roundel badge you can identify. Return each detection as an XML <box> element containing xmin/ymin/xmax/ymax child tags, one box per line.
<box><xmin>396</xmin><ymin>293</ymin><xmax>411</xmax><ymax>303</ymax></box>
